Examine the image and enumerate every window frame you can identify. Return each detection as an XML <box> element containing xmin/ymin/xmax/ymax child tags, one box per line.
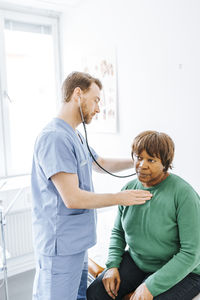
<box><xmin>0</xmin><ymin>8</ymin><xmax>62</xmax><ymax>179</ymax></box>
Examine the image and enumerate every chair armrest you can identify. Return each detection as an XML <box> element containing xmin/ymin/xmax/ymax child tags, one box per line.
<box><xmin>88</xmin><ymin>258</ymin><xmax>105</xmax><ymax>278</ymax></box>
<box><xmin>123</xmin><ymin>292</ymin><xmax>135</xmax><ymax>300</ymax></box>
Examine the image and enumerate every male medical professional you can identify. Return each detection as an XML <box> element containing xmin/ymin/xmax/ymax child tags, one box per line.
<box><xmin>31</xmin><ymin>71</ymin><xmax>152</xmax><ymax>300</ymax></box>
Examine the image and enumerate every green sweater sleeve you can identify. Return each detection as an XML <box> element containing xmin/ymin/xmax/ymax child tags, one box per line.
<box><xmin>145</xmin><ymin>188</ymin><xmax>200</xmax><ymax>296</ymax></box>
<box><xmin>106</xmin><ymin>205</ymin><xmax>126</xmax><ymax>269</ymax></box>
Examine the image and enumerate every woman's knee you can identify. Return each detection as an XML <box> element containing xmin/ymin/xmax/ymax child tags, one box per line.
<box><xmin>87</xmin><ymin>281</ymin><xmax>100</xmax><ymax>300</ymax></box>
<box><xmin>87</xmin><ymin>283</ymin><xmax>96</xmax><ymax>300</ymax></box>
<box><xmin>87</xmin><ymin>276</ymin><xmax>108</xmax><ymax>300</ymax></box>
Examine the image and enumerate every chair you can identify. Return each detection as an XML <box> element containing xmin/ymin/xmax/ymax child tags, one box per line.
<box><xmin>88</xmin><ymin>258</ymin><xmax>200</xmax><ymax>300</ymax></box>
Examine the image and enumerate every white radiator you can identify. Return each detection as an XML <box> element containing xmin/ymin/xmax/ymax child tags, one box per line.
<box><xmin>0</xmin><ymin>208</ymin><xmax>35</xmax><ymax>278</ymax></box>
<box><xmin>2</xmin><ymin>209</ymin><xmax>34</xmax><ymax>258</ymax></box>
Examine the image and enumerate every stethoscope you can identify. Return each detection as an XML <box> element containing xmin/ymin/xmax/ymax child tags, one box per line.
<box><xmin>78</xmin><ymin>99</ymin><xmax>136</xmax><ymax>178</ymax></box>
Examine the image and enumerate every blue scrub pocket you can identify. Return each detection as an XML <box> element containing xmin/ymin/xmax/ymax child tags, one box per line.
<box><xmin>56</xmin><ymin>211</ymin><xmax>96</xmax><ymax>255</ymax></box>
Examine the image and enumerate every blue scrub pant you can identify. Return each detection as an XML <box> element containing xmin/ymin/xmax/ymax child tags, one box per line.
<box><xmin>32</xmin><ymin>250</ymin><xmax>88</xmax><ymax>300</ymax></box>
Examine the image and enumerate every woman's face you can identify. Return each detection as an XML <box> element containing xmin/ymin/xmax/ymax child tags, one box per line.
<box><xmin>133</xmin><ymin>150</ymin><xmax>167</xmax><ymax>187</ymax></box>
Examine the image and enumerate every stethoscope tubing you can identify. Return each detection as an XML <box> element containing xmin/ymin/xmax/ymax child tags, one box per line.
<box><xmin>80</xmin><ymin>106</ymin><xmax>136</xmax><ymax>178</ymax></box>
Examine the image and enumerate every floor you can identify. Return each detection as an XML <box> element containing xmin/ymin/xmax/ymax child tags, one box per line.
<box><xmin>1</xmin><ymin>269</ymin><xmax>35</xmax><ymax>300</ymax></box>
<box><xmin>1</xmin><ymin>265</ymin><xmax>200</xmax><ymax>300</ymax></box>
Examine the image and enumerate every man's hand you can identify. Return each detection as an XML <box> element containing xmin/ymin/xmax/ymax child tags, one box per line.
<box><xmin>118</xmin><ymin>190</ymin><xmax>152</xmax><ymax>206</ymax></box>
<box><xmin>102</xmin><ymin>268</ymin><xmax>121</xmax><ymax>299</ymax></box>
<box><xmin>130</xmin><ymin>283</ymin><xmax>153</xmax><ymax>300</ymax></box>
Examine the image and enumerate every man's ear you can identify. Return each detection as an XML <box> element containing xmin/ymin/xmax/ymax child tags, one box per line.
<box><xmin>73</xmin><ymin>87</ymin><xmax>82</xmax><ymax>104</ymax></box>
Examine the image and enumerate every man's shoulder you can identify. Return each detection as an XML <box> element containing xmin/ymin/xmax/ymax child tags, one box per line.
<box><xmin>37</xmin><ymin>119</ymin><xmax>73</xmax><ymax>144</ymax></box>
<box><xmin>41</xmin><ymin>119</ymin><xmax>69</xmax><ymax>135</ymax></box>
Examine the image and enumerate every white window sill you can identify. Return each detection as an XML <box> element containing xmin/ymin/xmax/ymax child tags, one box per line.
<box><xmin>0</xmin><ymin>175</ymin><xmax>31</xmax><ymax>192</ymax></box>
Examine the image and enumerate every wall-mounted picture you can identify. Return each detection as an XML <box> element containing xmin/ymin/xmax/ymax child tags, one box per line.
<box><xmin>81</xmin><ymin>52</ymin><xmax>117</xmax><ymax>133</ymax></box>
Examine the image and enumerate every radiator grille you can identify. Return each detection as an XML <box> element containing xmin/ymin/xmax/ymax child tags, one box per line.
<box><xmin>0</xmin><ymin>209</ymin><xmax>33</xmax><ymax>258</ymax></box>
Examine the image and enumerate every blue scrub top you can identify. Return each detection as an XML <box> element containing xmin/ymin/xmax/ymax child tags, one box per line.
<box><xmin>31</xmin><ymin>118</ymin><xmax>98</xmax><ymax>256</ymax></box>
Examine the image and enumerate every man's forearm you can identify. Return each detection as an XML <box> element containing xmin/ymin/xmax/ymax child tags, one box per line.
<box><xmin>51</xmin><ymin>172</ymin><xmax>151</xmax><ymax>210</ymax></box>
<box><xmin>66</xmin><ymin>189</ymin><xmax>119</xmax><ymax>209</ymax></box>
<box><xmin>94</xmin><ymin>157</ymin><xmax>133</xmax><ymax>173</ymax></box>
<box><xmin>63</xmin><ymin>188</ymin><xmax>152</xmax><ymax>209</ymax></box>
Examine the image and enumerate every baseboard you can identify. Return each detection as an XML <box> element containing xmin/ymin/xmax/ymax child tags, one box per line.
<box><xmin>0</xmin><ymin>252</ymin><xmax>35</xmax><ymax>279</ymax></box>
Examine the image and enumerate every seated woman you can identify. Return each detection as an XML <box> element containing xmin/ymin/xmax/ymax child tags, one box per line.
<box><xmin>87</xmin><ymin>130</ymin><xmax>200</xmax><ymax>300</ymax></box>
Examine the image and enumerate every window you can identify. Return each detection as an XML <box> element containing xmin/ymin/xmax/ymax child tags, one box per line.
<box><xmin>0</xmin><ymin>10</ymin><xmax>61</xmax><ymax>178</ymax></box>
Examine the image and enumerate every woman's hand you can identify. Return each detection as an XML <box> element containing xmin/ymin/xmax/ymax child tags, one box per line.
<box><xmin>102</xmin><ymin>268</ymin><xmax>121</xmax><ymax>299</ymax></box>
<box><xmin>130</xmin><ymin>283</ymin><xmax>153</xmax><ymax>300</ymax></box>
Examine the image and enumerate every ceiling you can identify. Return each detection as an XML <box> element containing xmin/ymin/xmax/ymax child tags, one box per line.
<box><xmin>0</xmin><ymin>0</ymin><xmax>83</xmax><ymax>11</ymax></box>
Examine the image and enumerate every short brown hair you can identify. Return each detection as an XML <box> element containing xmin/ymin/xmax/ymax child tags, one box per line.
<box><xmin>131</xmin><ymin>130</ymin><xmax>175</xmax><ymax>172</ymax></box>
<box><xmin>62</xmin><ymin>71</ymin><xmax>102</xmax><ymax>102</ymax></box>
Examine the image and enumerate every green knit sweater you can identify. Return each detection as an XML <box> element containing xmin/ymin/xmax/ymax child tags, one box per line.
<box><xmin>106</xmin><ymin>174</ymin><xmax>200</xmax><ymax>296</ymax></box>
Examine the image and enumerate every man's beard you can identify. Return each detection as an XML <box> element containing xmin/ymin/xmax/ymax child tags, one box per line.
<box><xmin>81</xmin><ymin>104</ymin><xmax>93</xmax><ymax>124</ymax></box>
<box><xmin>84</xmin><ymin>113</ymin><xmax>92</xmax><ymax>124</ymax></box>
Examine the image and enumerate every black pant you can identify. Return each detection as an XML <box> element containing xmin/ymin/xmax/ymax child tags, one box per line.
<box><xmin>87</xmin><ymin>252</ymin><xmax>200</xmax><ymax>300</ymax></box>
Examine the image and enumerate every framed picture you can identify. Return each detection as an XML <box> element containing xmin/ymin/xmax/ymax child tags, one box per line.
<box><xmin>81</xmin><ymin>52</ymin><xmax>117</xmax><ymax>133</ymax></box>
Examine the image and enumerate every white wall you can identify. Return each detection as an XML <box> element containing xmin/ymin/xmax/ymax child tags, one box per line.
<box><xmin>0</xmin><ymin>0</ymin><xmax>199</xmax><ymax>275</ymax></box>
<box><xmin>61</xmin><ymin>0</ymin><xmax>200</xmax><ymax>193</ymax></box>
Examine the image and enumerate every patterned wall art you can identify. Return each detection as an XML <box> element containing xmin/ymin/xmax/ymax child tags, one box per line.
<box><xmin>81</xmin><ymin>52</ymin><xmax>118</xmax><ymax>133</ymax></box>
